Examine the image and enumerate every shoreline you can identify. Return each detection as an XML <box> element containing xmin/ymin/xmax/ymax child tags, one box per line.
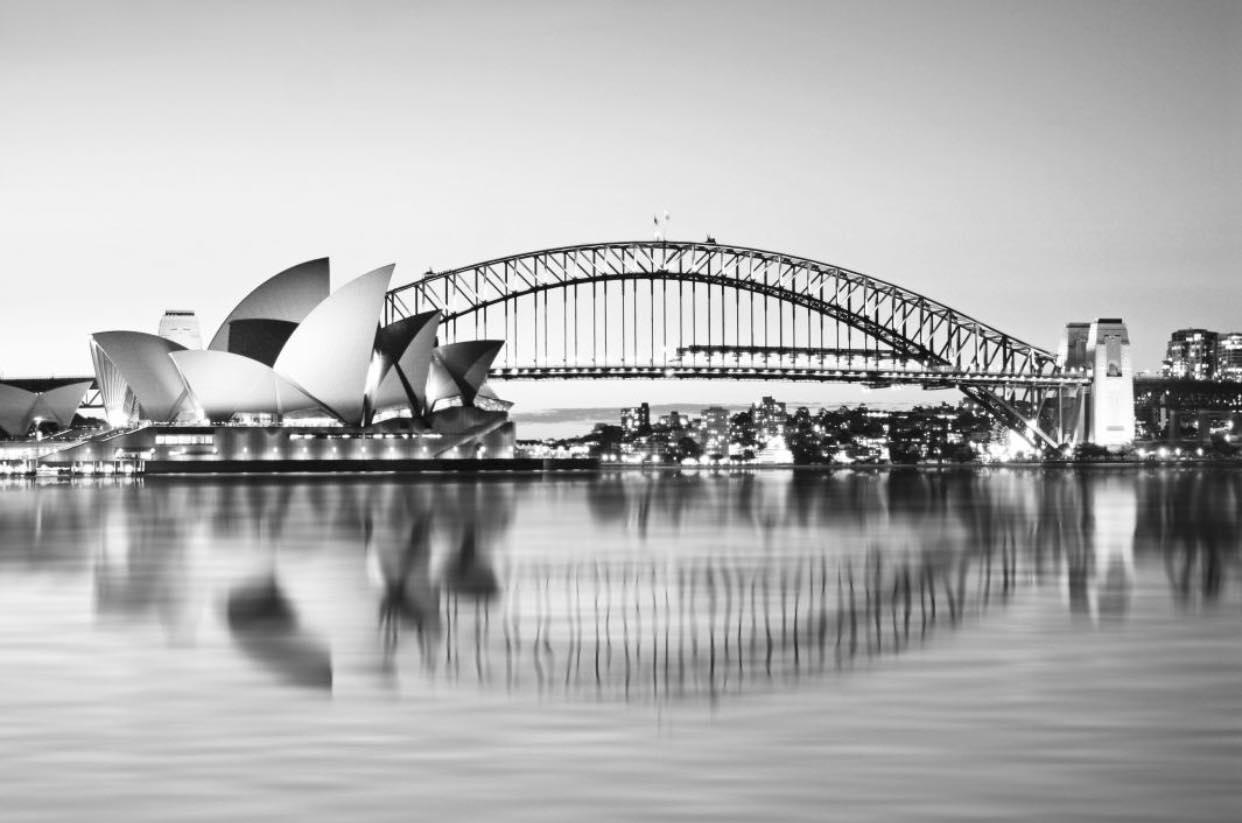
<box><xmin>5</xmin><ymin>456</ymin><xmax>1241</xmax><ymax>482</ymax></box>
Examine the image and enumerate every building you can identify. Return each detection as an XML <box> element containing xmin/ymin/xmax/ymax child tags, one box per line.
<box><xmin>752</xmin><ymin>396</ymin><xmax>786</xmax><ymax>443</ymax></box>
<box><xmin>700</xmin><ymin>406</ymin><xmax>731</xmax><ymax>457</ymax></box>
<box><xmin>1215</xmin><ymin>333</ymin><xmax>1242</xmax><ymax>381</ymax></box>
<box><xmin>1158</xmin><ymin>328</ymin><xmax>1242</xmax><ymax>382</ymax></box>
<box><xmin>619</xmin><ymin>403</ymin><xmax>652</xmax><ymax>434</ymax></box>
<box><xmin>1162</xmin><ymin>329</ymin><xmax>1219</xmax><ymax>380</ymax></box>
<box><xmin>157</xmin><ymin>310</ymin><xmax>202</xmax><ymax>350</ymax></box>
<box><xmin>1133</xmin><ymin>377</ymin><xmax>1242</xmax><ymax>442</ymax></box>
<box><xmin>620</xmin><ymin>407</ymin><xmax>637</xmax><ymax>433</ymax></box>
<box><xmin>68</xmin><ymin>258</ymin><xmax>513</xmax><ymax>465</ymax></box>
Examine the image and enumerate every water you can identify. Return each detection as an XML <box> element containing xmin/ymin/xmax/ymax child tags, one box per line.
<box><xmin>0</xmin><ymin>468</ymin><xmax>1239</xmax><ymax>821</ymax></box>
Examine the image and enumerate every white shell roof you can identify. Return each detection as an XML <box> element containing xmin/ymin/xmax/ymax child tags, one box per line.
<box><xmin>171</xmin><ymin>350</ymin><xmax>320</xmax><ymax>421</ymax></box>
<box><xmin>370</xmin><ymin>311</ymin><xmax>441</xmax><ymax>416</ymax></box>
<box><xmin>90</xmin><ymin>331</ymin><xmax>189</xmax><ymax>422</ymax></box>
<box><xmin>208</xmin><ymin>258</ymin><xmax>330</xmax><ymax>354</ymax></box>
<box><xmin>425</xmin><ymin>340</ymin><xmax>504</xmax><ymax>411</ymax></box>
<box><xmin>273</xmin><ymin>264</ymin><xmax>394</xmax><ymax>425</ymax></box>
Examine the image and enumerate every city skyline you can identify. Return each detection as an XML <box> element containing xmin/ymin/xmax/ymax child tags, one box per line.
<box><xmin>2</xmin><ymin>1</ymin><xmax>1238</xmax><ymax>410</ymax></box>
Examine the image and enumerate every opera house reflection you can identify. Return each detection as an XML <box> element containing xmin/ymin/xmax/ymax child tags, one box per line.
<box><xmin>0</xmin><ymin>469</ymin><xmax>1238</xmax><ymax>699</ymax></box>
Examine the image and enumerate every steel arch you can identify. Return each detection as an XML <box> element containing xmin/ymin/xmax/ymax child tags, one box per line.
<box><xmin>387</xmin><ymin>240</ymin><xmax>1079</xmax><ymax>448</ymax></box>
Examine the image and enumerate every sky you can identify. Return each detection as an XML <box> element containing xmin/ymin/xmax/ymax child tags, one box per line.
<box><xmin>1</xmin><ymin>0</ymin><xmax>1238</xmax><ymax>413</ymax></box>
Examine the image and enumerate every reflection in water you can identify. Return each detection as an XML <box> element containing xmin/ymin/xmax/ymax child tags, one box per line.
<box><xmin>93</xmin><ymin>498</ymin><xmax>205</xmax><ymax>642</ymax></box>
<box><xmin>445</xmin><ymin>524</ymin><xmax>500</xmax><ymax>599</ymax></box>
<box><xmin>1136</xmin><ymin>471</ymin><xmax>1240</xmax><ymax>606</ymax></box>
<box><xmin>371</xmin><ymin>513</ymin><xmax>441</xmax><ymax>656</ymax></box>
<box><xmin>1</xmin><ymin>471</ymin><xmax>1239</xmax><ymax>823</ymax></box>
<box><xmin>0</xmin><ymin>470</ymin><xmax>1238</xmax><ymax>702</ymax></box>
<box><xmin>226</xmin><ymin>574</ymin><xmax>333</xmax><ymax>691</ymax></box>
<box><xmin>426</xmin><ymin>548</ymin><xmax>1014</xmax><ymax>701</ymax></box>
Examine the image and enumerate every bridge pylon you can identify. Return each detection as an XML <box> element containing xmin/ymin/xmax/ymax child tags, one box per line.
<box><xmin>1054</xmin><ymin>319</ymin><xmax>1136</xmax><ymax>448</ymax></box>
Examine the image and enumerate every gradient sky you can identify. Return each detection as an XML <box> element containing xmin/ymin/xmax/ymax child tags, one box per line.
<box><xmin>1</xmin><ymin>0</ymin><xmax>1238</xmax><ymax>410</ymax></box>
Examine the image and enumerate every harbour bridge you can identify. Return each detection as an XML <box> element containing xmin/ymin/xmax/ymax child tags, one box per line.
<box><xmin>386</xmin><ymin>240</ymin><xmax>1093</xmax><ymax>449</ymax></box>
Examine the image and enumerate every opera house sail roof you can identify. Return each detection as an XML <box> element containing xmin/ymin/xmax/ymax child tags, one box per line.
<box><xmin>169</xmin><ymin>350</ymin><xmax>320</xmax><ymax>422</ymax></box>
<box><xmin>90</xmin><ymin>331</ymin><xmax>191</xmax><ymax>426</ymax></box>
<box><xmin>85</xmin><ymin>258</ymin><xmax>508</xmax><ymax>430</ymax></box>
<box><xmin>0</xmin><ymin>380</ymin><xmax>92</xmax><ymax>437</ymax></box>
<box><xmin>367</xmin><ymin>310</ymin><xmax>441</xmax><ymax>421</ymax></box>
<box><xmin>207</xmin><ymin>258</ymin><xmax>330</xmax><ymax>362</ymax></box>
<box><xmin>426</xmin><ymin>340</ymin><xmax>505</xmax><ymax>412</ymax></box>
<box><xmin>272</xmin><ymin>264</ymin><xmax>394</xmax><ymax>426</ymax></box>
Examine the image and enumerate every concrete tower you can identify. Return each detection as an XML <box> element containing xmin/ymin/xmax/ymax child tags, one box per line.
<box><xmin>1058</xmin><ymin>322</ymin><xmax>1092</xmax><ymax>371</ymax></box>
<box><xmin>1054</xmin><ymin>322</ymin><xmax>1092</xmax><ymax>444</ymax></box>
<box><xmin>1086</xmin><ymin>319</ymin><xmax>1135</xmax><ymax>447</ymax></box>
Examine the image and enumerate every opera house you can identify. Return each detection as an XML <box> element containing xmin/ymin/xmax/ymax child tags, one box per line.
<box><xmin>0</xmin><ymin>379</ymin><xmax>93</xmax><ymax>439</ymax></box>
<box><xmin>38</xmin><ymin>258</ymin><xmax>515</xmax><ymax>472</ymax></box>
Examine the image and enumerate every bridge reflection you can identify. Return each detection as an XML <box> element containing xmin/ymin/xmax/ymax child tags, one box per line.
<box><xmin>363</xmin><ymin>470</ymin><xmax>1237</xmax><ymax>700</ymax></box>
<box><xmin>0</xmin><ymin>470</ymin><xmax>1237</xmax><ymax>697</ymax></box>
<box><xmin>416</xmin><ymin>548</ymin><xmax>1016</xmax><ymax>701</ymax></box>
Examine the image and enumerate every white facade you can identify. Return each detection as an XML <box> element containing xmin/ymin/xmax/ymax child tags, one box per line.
<box><xmin>158</xmin><ymin>310</ymin><xmax>203</xmax><ymax>350</ymax></box>
<box><xmin>1086</xmin><ymin>319</ymin><xmax>1135</xmax><ymax>447</ymax></box>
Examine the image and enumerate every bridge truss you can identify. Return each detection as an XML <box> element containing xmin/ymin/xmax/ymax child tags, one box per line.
<box><xmin>387</xmin><ymin>241</ymin><xmax>1085</xmax><ymax>448</ymax></box>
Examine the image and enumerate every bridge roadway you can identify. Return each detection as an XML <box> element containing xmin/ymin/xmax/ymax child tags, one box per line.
<box><xmin>490</xmin><ymin>363</ymin><xmax>1088</xmax><ymax>388</ymax></box>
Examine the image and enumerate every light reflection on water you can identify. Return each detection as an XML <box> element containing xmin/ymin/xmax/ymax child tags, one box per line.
<box><xmin>0</xmin><ymin>469</ymin><xmax>1239</xmax><ymax>821</ymax></box>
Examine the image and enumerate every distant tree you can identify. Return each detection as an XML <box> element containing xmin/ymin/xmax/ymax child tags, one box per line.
<box><xmin>676</xmin><ymin>436</ymin><xmax>703</xmax><ymax>460</ymax></box>
<box><xmin>34</xmin><ymin>420</ymin><xmax>62</xmax><ymax>437</ymax></box>
<box><xmin>730</xmin><ymin>411</ymin><xmax>758</xmax><ymax>448</ymax></box>
<box><xmin>590</xmin><ymin>424</ymin><xmax>624</xmax><ymax>450</ymax></box>
<box><xmin>71</xmin><ymin>413</ymin><xmax>106</xmax><ymax>429</ymax></box>
<box><xmin>1209</xmin><ymin>433</ymin><xmax>1240</xmax><ymax>457</ymax></box>
<box><xmin>889</xmin><ymin>443</ymin><xmax>922</xmax><ymax>464</ymax></box>
<box><xmin>1072</xmin><ymin>443</ymin><xmax>1110</xmax><ymax>461</ymax></box>
<box><xmin>789</xmin><ymin>437</ymin><xmax>822</xmax><ymax>465</ymax></box>
<box><xmin>944</xmin><ymin>442</ymin><xmax>978</xmax><ymax>463</ymax></box>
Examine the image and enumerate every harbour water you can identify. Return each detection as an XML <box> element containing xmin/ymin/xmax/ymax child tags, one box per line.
<box><xmin>0</xmin><ymin>468</ymin><xmax>1238</xmax><ymax>821</ymax></box>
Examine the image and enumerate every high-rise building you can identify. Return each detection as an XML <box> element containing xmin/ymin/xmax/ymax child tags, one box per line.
<box><xmin>1216</xmin><ymin>333</ymin><xmax>1242</xmax><ymax>381</ymax></box>
<box><xmin>752</xmin><ymin>396</ymin><xmax>786</xmax><ymax>443</ymax></box>
<box><xmin>158</xmin><ymin>310</ymin><xmax>203</xmax><ymax>350</ymax></box>
<box><xmin>700</xmin><ymin>406</ymin><xmax>731</xmax><ymax>457</ymax></box>
<box><xmin>1162</xmin><ymin>329</ymin><xmax>1218</xmax><ymax>380</ymax></box>
<box><xmin>620</xmin><ymin>402</ymin><xmax>652</xmax><ymax>434</ymax></box>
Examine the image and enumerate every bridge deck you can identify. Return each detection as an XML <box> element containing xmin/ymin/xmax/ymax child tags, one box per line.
<box><xmin>490</xmin><ymin>364</ymin><xmax>1088</xmax><ymax>388</ymax></box>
